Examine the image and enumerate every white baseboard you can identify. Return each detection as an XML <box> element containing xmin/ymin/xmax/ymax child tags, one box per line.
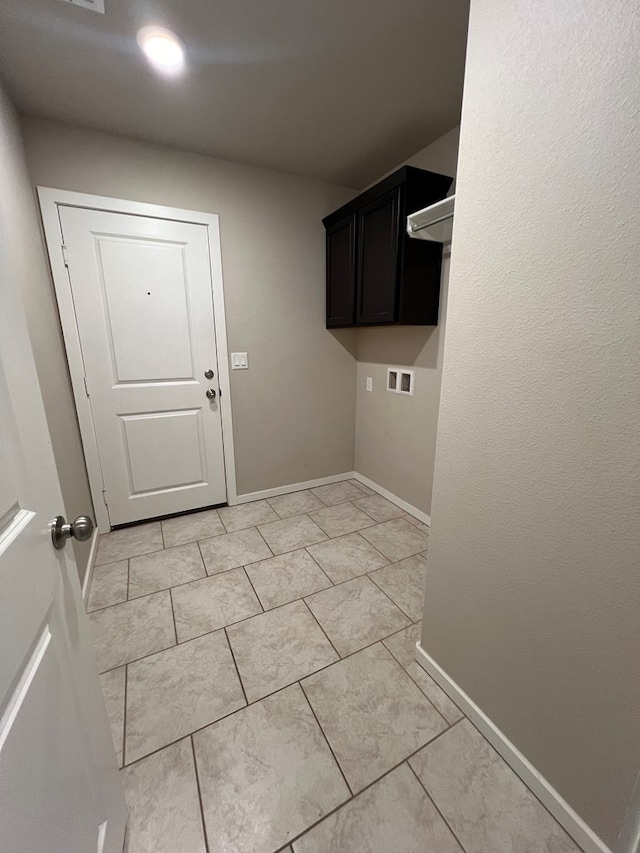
<box><xmin>351</xmin><ymin>473</ymin><xmax>431</xmax><ymax>526</ymax></box>
<box><xmin>81</xmin><ymin>525</ymin><xmax>100</xmax><ymax>601</ymax></box>
<box><xmin>235</xmin><ymin>471</ymin><xmax>356</xmax><ymax>504</ymax></box>
<box><xmin>414</xmin><ymin>642</ymin><xmax>611</xmax><ymax>853</ymax></box>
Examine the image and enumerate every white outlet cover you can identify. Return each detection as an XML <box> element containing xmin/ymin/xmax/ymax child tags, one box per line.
<box><xmin>58</xmin><ymin>0</ymin><xmax>105</xmax><ymax>12</ymax></box>
<box><xmin>231</xmin><ymin>352</ymin><xmax>248</xmax><ymax>370</ymax></box>
<box><xmin>366</xmin><ymin>377</ymin><xmax>373</xmax><ymax>392</ymax></box>
<box><xmin>387</xmin><ymin>366</ymin><xmax>414</xmax><ymax>396</ymax></box>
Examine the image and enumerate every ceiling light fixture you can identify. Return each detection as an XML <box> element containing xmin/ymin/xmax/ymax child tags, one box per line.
<box><xmin>137</xmin><ymin>26</ymin><xmax>185</xmax><ymax>74</ymax></box>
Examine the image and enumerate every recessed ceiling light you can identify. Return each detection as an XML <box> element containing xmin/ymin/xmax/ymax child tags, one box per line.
<box><xmin>137</xmin><ymin>26</ymin><xmax>185</xmax><ymax>74</ymax></box>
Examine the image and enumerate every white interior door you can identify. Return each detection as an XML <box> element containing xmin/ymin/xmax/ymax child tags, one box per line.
<box><xmin>0</xmin><ymin>237</ymin><xmax>126</xmax><ymax>851</ymax></box>
<box><xmin>58</xmin><ymin>206</ymin><xmax>227</xmax><ymax>526</ymax></box>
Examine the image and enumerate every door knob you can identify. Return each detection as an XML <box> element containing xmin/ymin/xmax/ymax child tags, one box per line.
<box><xmin>50</xmin><ymin>515</ymin><xmax>95</xmax><ymax>550</ymax></box>
<box><xmin>204</xmin><ymin>369</ymin><xmax>214</xmax><ymax>379</ymax></box>
<box><xmin>206</xmin><ymin>388</ymin><xmax>217</xmax><ymax>400</ymax></box>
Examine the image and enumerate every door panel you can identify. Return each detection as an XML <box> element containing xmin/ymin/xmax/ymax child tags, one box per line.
<box><xmin>59</xmin><ymin>206</ymin><xmax>227</xmax><ymax>526</ymax></box>
<box><xmin>0</xmin><ymin>240</ymin><xmax>126</xmax><ymax>851</ymax></box>
<box><xmin>121</xmin><ymin>408</ymin><xmax>206</xmax><ymax>493</ymax></box>
<box><xmin>98</xmin><ymin>237</ymin><xmax>195</xmax><ymax>383</ymax></box>
<box><xmin>357</xmin><ymin>189</ymin><xmax>400</xmax><ymax>325</ymax></box>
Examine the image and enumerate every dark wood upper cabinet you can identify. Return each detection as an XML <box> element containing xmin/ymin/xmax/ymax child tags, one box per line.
<box><xmin>326</xmin><ymin>214</ymin><xmax>356</xmax><ymax>328</ymax></box>
<box><xmin>323</xmin><ymin>166</ymin><xmax>453</xmax><ymax>328</ymax></box>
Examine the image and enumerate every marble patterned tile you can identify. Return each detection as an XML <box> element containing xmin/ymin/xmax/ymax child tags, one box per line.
<box><xmin>353</xmin><ymin>494</ymin><xmax>405</xmax><ymax>523</ymax></box>
<box><xmin>244</xmin><ymin>549</ymin><xmax>331</xmax><ymax>610</ymax></box>
<box><xmin>128</xmin><ymin>543</ymin><xmax>205</xmax><ymax>599</ymax></box>
<box><xmin>95</xmin><ymin>522</ymin><xmax>163</xmax><ymax>567</ymax></box>
<box><xmin>125</xmin><ymin>631</ymin><xmax>245</xmax><ymax>764</ymax></box>
<box><xmin>88</xmin><ymin>591</ymin><xmax>175</xmax><ymax>673</ymax></box>
<box><xmin>122</xmin><ymin>738</ymin><xmax>206</xmax><ymax>853</ymax></box>
<box><xmin>171</xmin><ymin>568</ymin><xmax>262</xmax><ymax>642</ymax></box>
<box><xmin>311</xmin><ymin>481</ymin><xmax>367</xmax><ymax>506</ymax></box>
<box><xmin>100</xmin><ymin>666</ymin><xmax>125</xmax><ymax>767</ymax></box>
<box><xmin>218</xmin><ymin>499</ymin><xmax>278</xmax><ymax>533</ymax></box>
<box><xmin>87</xmin><ymin>559</ymin><xmax>128</xmax><ymax>612</ymax></box>
<box><xmin>305</xmin><ymin>576</ymin><xmax>410</xmax><ymax>657</ymax></box>
<box><xmin>199</xmin><ymin>527</ymin><xmax>273</xmax><ymax>575</ymax></box>
<box><xmin>226</xmin><ymin>600</ymin><xmax>338</xmax><ymax>702</ymax></box>
<box><xmin>293</xmin><ymin>763</ymin><xmax>463</xmax><ymax>853</ymax></box>
<box><xmin>258</xmin><ymin>514</ymin><xmax>328</xmax><ymax>556</ymax></box>
<box><xmin>403</xmin><ymin>514</ymin><xmax>431</xmax><ymax>534</ymax></box>
<box><xmin>267</xmin><ymin>489</ymin><xmax>325</xmax><ymax>518</ymax></box>
<box><xmin>369</xmin><ymin>553</ymin><xmax>427</xmax><ymax>621</ymax></box>
<box><xmin>381</xmin><ymin>622</ymin><xmax>422</xmax><ymax>669</ymax></box>
<box><xmin>348</xmin><ymin>478</ymin><xmax>375</xmax><ymax>496</ymax></box>
<box><xmin>405</xmin><ymin>661</ymin><xmax>464</xmax><ymax>725</ymax></box>
<box><xmin>307</xmin><ymin>532</ymin><xmax>389</xmax><ymax>584</ymax></box>
<box><xmin>360</xmin><ymin>518</ymin><xmax>430</xmax><ymax>562</ymax></box>
<box><xmin>309</xmin><ymin>502</ymin><xmax>376</xmax><ymax>538</ymax></box>
<box><xmin>161</xmin><ymin>509</ymin><xmax>225</xmax><ymax>548</ymax></box>
<box><xmin>302</xmin><ymin>643</ymin><xmax>447</xmax><ymax>792</ymax></box>
<box><xmin>382</xmin><ymin>624</ymin><xmax>463</xmax><ymax>725</ymax></box>
<box><xmin>410</xmin><ymin>720</ymin><xmax>580</xmax><ymax>853</ymax></box>
<box><xmin>193</xmin><ymin>684</ymin><xmax>350</xmax><ymax>853</ymax></box>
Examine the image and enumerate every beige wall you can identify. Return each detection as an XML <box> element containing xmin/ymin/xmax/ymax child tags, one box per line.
<box><xmin>355</xmin><ymin>127</ymin><xmax>459</xmax><ymax>515</ymax></box>
<box><xmin>0</xmin><ymin>84</ymin><xmax>92</xmax><ymax>578</ymax></box>
<box><xmin>20</xmin><ymin>117</ymin><xmax>358</xmax><ymax>515</ymax></box>
<box><xmin>422</xmin><ymin>1</ymin><xmax>640</xmax><ymax>849</ymax></box>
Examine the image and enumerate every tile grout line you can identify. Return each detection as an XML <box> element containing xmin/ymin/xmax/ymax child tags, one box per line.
<box><xmin>224</xmin><ymin>626</ymin><xmax>249</xmax><ymax>707</ymax></box>
<box><xmin>270</xmin><ymin>723</ymin><xmax>461</xmax><ymax>853</ymax></box>
<box><xmin>382</xmin><ymin>635</ymin><xmax>452</xmax><ymax>730</ymax></box>
<box><xmin>116</xmin><ymin>624</ymin><xmax>445</xmax><ymax>771</ymax></box>
<box><xmin>298</xmin><ymin>681</ymin><xmax>353</xmax><ymax>797</ymax></box>
<box><xmin>302</xmin><ymin>547</ymin><xmax>336</xmax><ymax>587</ymax></box>
<box><xmin>189</xmin><ymin>735</ymin><xmax>211</xmax><ymax>853</ymax></box>
<box><xmin>168</xmin><ymin>587</ymin><xmax>179</xmax><ymax>645</ymax></box>
<box><xmin>406</xmin><ymin>746</ymin><xmax>471</xmax><ymax>853</ymax></box>
<box><xmin>122</xmin><ymin>663</ymin><xmax>129</xmax><ymax>768</ymax></box>
<box><xmin>366</xmin><ymin>569</ymin><xmax>418</xmax><ymax>623</ymax></box>
<box><xmin>96</xmin><ymin>588</ymin><xmax>426</xmax><ymax>680</ymax></box>
<box><xmin>300</xmin><ymin>598</ymin><xmax>342</xmax><ymax>660</ymax></box>
<box><xmin>240</xmin><ymin>565</ymin><xmax>265</xmax><ymax>613</ymax></box>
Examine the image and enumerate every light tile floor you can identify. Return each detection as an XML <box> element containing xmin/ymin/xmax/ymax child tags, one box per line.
<box><xmin>87</xmin><ymin>481</ymin><xmax>582</xmax><ymax>853</ymax></box>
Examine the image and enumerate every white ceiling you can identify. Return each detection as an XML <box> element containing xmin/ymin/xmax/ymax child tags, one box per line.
<box><xmin>0</xmin><ymin>0</ymin><xmax>469</xmax><ymax>187</ymax></box>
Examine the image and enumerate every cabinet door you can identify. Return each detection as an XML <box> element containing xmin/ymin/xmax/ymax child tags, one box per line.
<box><xmin>326</xmin><ymin>214</ymin><xmax>356</xmax><ymax>327</ymax></box>
<box><xmin>356</xmin><ymin>189</ymin><xmax>401</xmax><ymax>325</ymax></box>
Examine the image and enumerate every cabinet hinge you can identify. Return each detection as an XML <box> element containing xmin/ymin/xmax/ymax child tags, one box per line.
<box><xmin>61</xmin><ymin>244</ymin><xmax>69</xmax><ymax>267</ymax></box>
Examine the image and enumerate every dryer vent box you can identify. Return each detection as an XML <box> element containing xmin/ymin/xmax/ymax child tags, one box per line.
<box><xmin>58</xmin><ymin>0</ymin><xmax>105</xmax><ymax>13</ymax></box>
<box><xmin>387</xmin><ymin>367</ymin><xmax>414</xmax><ymax>396</ymax></box>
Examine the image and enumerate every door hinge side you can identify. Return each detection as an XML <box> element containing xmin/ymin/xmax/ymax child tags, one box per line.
<box><xmin>61</xmin><ymin>244</ymin><xmax>69</xmax><ymax>267</ymax></box>
<box><xmin>83</xmin><ymin>375</ymin><xmax>90</xmax><ymax>396</ymax></box>
<box><xmin>102</xmin><ymin>487</ymin><xmax>108</xmax><ymax>505</ymax></box>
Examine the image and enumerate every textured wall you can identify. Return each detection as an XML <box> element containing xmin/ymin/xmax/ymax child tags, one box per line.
<box><xmin>422</xmin><ymin>0</ymin><xmax>640</xmax><ymax>848</ymax></box>
<box><xmin>20</xmin><ymin>116</ymin><xmax>357</xmax><ymax>503</ymax></box>
<box><xmin>355</xmin><ymin>127</ymin><xmax>459</xmax><ymax>514</ymax></box>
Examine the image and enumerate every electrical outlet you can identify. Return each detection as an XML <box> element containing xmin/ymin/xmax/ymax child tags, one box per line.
<box><xmin>366</xmin><ymin>377</ymin><xmax>373</xmax><ymax>392</ymax></box>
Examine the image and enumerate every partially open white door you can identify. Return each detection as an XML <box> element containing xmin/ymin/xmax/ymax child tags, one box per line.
<box><xmin>55</xmin><ymin>205</ymin><xmax>228</xmax><ymax>527</ymax></box>
<box><xmin>0</xmin><ymin>226</ymin><xmax>126</xmax><ymax>850</ymax></box>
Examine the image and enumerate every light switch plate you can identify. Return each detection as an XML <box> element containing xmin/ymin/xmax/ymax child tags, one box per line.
<box><xmin>231</xmin><ymin>352</ymin><xmax>248</xmax><ymax>370</ymax></box>
<box><xmin>366</xmin><ymin>377</ymin><xmax>373</xmax><ymax>392</ymax></box>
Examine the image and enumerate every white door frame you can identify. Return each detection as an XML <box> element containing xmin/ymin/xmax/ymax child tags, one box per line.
<box><xmin>38</xmin><ymin>187</ymin><xmax>238</xmax><ymax>532</ymax></box>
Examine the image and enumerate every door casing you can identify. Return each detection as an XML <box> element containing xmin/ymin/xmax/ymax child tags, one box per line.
<box><xmin>38</xmin><ymin>188</ymin><xmax>237</xmax><ymax>532</ymax></box>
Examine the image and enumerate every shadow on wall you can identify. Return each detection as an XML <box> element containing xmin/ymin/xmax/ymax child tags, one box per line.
<box><xmin>356</xmin><ymin>325</ymin><xmax>439</xmax><ymax>369</ymax></box>
<box><xmin>329</xmin><ymin>328</ymin><xmax>358</xmax><ymax>358</ymax></box>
